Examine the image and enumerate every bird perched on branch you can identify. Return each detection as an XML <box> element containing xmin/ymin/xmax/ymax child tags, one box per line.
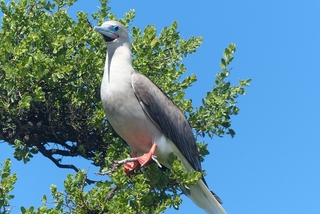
<box><xmin>94</xmin><ymin>20</ymin><xmax>227</xmax><ymax>214</ymax></box>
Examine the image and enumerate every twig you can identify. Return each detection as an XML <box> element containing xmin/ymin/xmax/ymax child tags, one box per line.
<box><xmin>96</xmin><ymin>155</ymin><xmax>162</xmax><ymax>176</ymax></box>
<box><xmin>86</xmin><ymin>18</ymin><xmax>93</xmax><ymax>28</ymax></box>
<box><xmin>105</xmin><ymin>185</ymin><xmax>118</xmax><ymax>201</ymax></box>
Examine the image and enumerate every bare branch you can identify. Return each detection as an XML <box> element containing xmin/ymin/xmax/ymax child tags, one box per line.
<box><xmin>105</xmin><ymin>185</ymin><xmax>118</xmax><ymax>201</ymax></box>
<box><xmin>46</xmin><ymin>148</ymin><xmax>79</xmax><ymax>157</ymax></box>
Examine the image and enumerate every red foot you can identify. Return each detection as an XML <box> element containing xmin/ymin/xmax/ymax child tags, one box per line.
<box><xmin>124</xmin><ymin>152</ymin><xmax>139</xmax><ymax>172</ymax></box>
<box><xmin>123</xmin><ymin>144</ymin><xmax>157</xmax><ymax>174</ymax></box>
<box><xmin>137</xmin><ymin>143</ymin><xmax>157</xmax><ymax>166</ymax></box>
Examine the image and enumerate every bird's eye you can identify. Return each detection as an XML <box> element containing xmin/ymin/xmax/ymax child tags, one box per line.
<box><xmin>112</xmin><ymin>26</ymin><xmax>119</xmax><ymax>31</ymax></box>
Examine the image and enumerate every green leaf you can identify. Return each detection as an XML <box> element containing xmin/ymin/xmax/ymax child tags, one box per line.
<box><xmin>150</xmin><ymin>37</ymin><xmax>158</xmax><ymax>47</ymax></box>
<box><xmin>19</xmin><ymin>93</ymin><xmax>33</xmax><ymax>110</ymax></box>
<box><xmin>21</xmin><ymin>206</ymin><xmax>27</xmax><ymax>213</ymax></box>
<box><xmin>41</xmin><ymin>194</ymin><xmax>47</xmax><ymax>203</ymax></box>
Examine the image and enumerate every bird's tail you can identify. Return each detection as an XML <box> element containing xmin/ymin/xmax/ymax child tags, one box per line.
<box><xmin>187</xmin><ymin>179</ymin><xmax>227</xmax><ymax>214</ymax></box>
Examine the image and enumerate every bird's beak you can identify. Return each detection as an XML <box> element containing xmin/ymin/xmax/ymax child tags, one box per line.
<box><xmin>94</xmin><ymin>25</ymin><xmax>119</xmax><ymax>42</ymax></box>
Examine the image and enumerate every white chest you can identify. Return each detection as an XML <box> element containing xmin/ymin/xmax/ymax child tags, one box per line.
<box><xmin>101</xmin><ymin>74</ymin><xmax>162</xmax><ymax>153</ymax></box>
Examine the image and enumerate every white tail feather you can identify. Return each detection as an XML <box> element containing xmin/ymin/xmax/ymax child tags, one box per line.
<box><xmin>167</xmin><ymin>141</ymin><xmax>227</xmax><ymax>213</ymax></box>
<box><xmin>187</xmin><ymin>180</ymin><xmax>227</xmax><ymax>214</ymax></box>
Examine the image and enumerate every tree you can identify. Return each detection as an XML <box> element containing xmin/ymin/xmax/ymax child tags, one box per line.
<box><xmin>0</xmin><ymin>0</ymin><xmax>251</xmax><ymax>213</ymax></box>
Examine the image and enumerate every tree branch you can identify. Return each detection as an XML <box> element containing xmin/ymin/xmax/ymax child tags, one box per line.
<box><xmin>46</xmin><ymin>148</ymin><xmax>79</xmax><ymax>157</ymax></box>
<box><xmin>105</xmin><ymin>185</ymin><xmax>118</xmax><ymax>201</ymax></box>
<box><xmin>37</xmin><ymin>144</ymin><xmax>97</xmax><ymax>185</ymax></box>
<box><xmin>96</xmin><ymin>155</ymin><xmax>162</xmax><ymax>176</ymax></box>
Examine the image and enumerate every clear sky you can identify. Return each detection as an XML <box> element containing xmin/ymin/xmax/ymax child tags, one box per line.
<box><xmin>1</xmin><ymin>0</ymin><xmax>320</xmax><ymax>213</ymax></box>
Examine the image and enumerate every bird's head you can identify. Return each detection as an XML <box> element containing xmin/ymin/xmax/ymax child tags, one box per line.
<box><xmin>94</xmin><ymin>21</ymin><xmax>128</xmax><ymax>44</ymax></box>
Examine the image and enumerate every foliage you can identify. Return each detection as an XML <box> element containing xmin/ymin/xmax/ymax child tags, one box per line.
<box><xmin>0</xmin><ymin>159</ymin><xmax>17</xmax><ymax>214</ymax></box>
<box><xmin>0</xmin><ymin>0</ymin><xmax>111</xmax><ymax>170</ymax></box>
<box><xmin>0</xmin><ymin>0</ymin><xmax>250</xmax><ymax>213</ymax></box>
<box><xmin>191</xmin><ymin>44</ymin><xmax>251</xmax><ymax>138</ymax></box>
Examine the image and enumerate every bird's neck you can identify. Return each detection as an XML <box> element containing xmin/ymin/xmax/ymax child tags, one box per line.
<box><xmin>103</xmin><ymin>43</ymin><xmax>133</xmax><ymax>83</ymax></box>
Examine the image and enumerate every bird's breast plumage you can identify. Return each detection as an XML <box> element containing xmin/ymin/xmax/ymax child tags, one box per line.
<box><xmin>100</xmin><ymin>74</ymin><xmax>162</xmax><ymax>153</ymax></box>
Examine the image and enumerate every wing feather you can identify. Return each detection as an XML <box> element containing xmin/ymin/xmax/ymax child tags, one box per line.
<box><xmin>132</xmin><ymin>72</ymin><xmax>202</xmax><ymax>172</ymax></box>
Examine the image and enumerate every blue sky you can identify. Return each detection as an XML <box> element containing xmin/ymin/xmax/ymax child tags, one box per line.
<box><xmin>1</xmin><ymin>0</ymin><xmax>320</xmax><ymax>213</ymax></box>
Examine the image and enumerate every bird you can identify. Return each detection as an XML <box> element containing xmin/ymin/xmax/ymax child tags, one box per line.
<box><xmin>94</xmin><ymin>20</ymin><xmax>227</xmax><ymax>214</ymax></box>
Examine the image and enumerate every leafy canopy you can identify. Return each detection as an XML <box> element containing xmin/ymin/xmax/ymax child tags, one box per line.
<box><xmin>0</xmin><ymin>0</ymin><xmax>250</xmax><ymax>213</ymax></box>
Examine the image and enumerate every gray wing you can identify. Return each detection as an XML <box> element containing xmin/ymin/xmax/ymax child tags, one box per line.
<box><xmin>132</xmin><ymin>72</ymin><xmax>202</xmax><ymax>172</ymax></box>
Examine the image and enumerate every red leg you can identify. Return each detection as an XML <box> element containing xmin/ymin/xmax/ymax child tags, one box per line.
<box><xmin>137</xmin><ymin>144</ymin><xmax>157</xmax><ymax>166</ymax></box>
<box><xmin>123</xmin><ymin>144</ymin><xmax>157</xmax><ymax>173</ymax></box>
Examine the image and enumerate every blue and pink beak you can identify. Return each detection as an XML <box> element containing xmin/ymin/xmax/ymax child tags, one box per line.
<box><xmin>94</xmin><ymin>24</ymin><xmax>119</xmax><ymax>42</ymax></box>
